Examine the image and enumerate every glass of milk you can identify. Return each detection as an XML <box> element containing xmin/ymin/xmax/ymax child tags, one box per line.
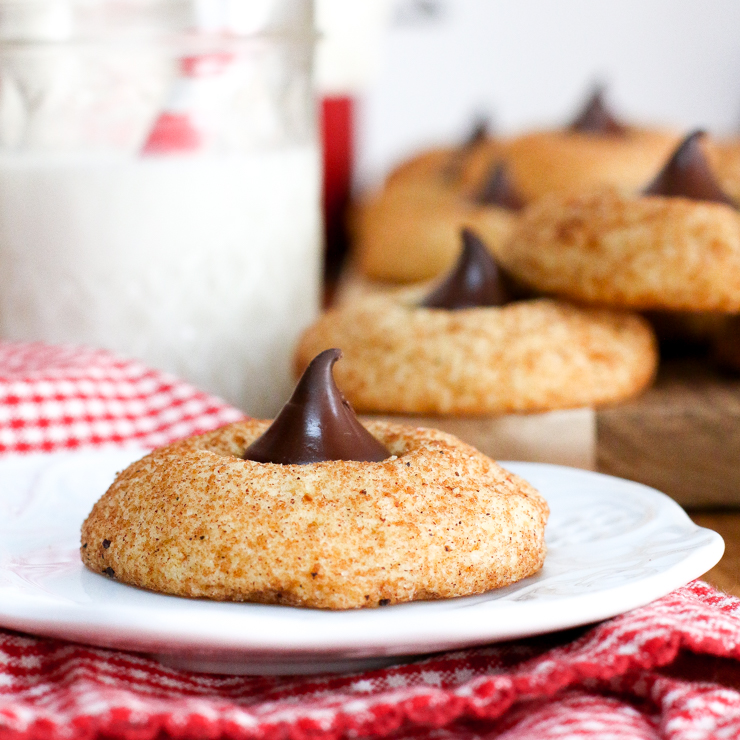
<box><xmin>0</xmin><ymin>0</ymin><xmax>320</xmax><ymax>417</ymax></box>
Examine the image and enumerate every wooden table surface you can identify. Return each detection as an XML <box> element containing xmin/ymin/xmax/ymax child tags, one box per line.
<box><xmin>691</xmin><ymin>512</ymin><xmax>740</xmax><ymax>596</ymax></box>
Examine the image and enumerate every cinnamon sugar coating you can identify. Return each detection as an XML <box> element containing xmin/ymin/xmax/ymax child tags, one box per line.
<box><xmin>295</xmin><ymin>292</ymin><xmax>657</xmax><ymax>415</ymax></box>
<box><xmin>80</xmin><ymin>420</ymin><xmax>548</xmax><ymax>610</ymax></box>
<box><xmin>502</xmin><ymin>188</ymin><xmax>740</xmax><ymax>311</ymax></box>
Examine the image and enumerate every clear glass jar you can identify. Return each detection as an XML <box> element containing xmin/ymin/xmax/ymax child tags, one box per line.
<box><xmin>0</xmin><ymin>0</ymin><xmax>320</xmax><ymax>417</ymax></box>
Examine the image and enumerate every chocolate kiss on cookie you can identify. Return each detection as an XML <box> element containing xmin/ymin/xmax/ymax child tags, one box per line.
<box><xmin>501</xmin><ymin>85</ymin><xmax>679</xmax><ymax>202</ymax></box>
<box><xmin>643</xmin><ymin>130</ymin><xmax>736</xmax><ymax>207</ymax></box>
<box><xmin>421</xmin><ymin>229</ymin><xmax>512</xmax><ymax>310</ymax></box>
<box><xmin>465</xmin><ymin>116</ymin><xmax>490</xmax><ymax>147</ymax></box>
<box><xmin>474</xmin><ymin>162</ymin><xmax>525</xmax><ymax>211</ymax></box>
<box><xmin>442</xmin><ymin>116</ymin><xmax>492</xmax><ymax>181</ymax></box>
<box><xmin>245</xmin><ymin>348</ymin><xmax>389</xmax><ymax>464</ymax></box>
<box><xmin>569</xmin><ymin>86</ymin><xmax>627</xmax><ymax>136</ymax></box>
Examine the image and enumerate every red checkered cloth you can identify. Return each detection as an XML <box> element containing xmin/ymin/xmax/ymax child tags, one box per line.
<box><xmin>0</xmin><ymin>342</ymin><xmax>243</xmax><ymax>454</ymax></box>
<box><xmin>0</xmin><ymin>342</ymin><xmax>738</xmax><ymax>740</ymax></box>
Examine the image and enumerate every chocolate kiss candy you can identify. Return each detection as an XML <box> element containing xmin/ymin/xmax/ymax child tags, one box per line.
<box><xmin>569</xmin><ymin>86</ymin><xmax>626</xmax><ymax>136</ymax></box>
<box><xmin>443</xmin><ymin>116</ymin><xmax>491</xmax><ymax>181</ymax></box>
<box><xmin>475</xmin><ymin>162</ymin><xmax>525</xmax><ymax>211</ymax></box>
<box><xmin>463</xmin><ymin>116</ymin><xmax>490</xmax><ymax>149</ymax></box>
<box><xmin>421</xmin><ymin>229</ymin><xmax>511</xmax><ymax>310</ymax></box>
<box><xmin>244</xmin><ymin>348</ymin><xmax>390</xmax><ymax>465</ymax></box>
<box><xmin>643</xmin><ymin>130</ymin><xmax>736</xmax><ymax>207</ymax></box>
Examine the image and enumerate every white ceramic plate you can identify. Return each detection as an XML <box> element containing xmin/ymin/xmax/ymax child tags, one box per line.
<box><xmin>0</xmin><ymin>450</ymin><xmax>724</xmax><ymax>675</ymax></box>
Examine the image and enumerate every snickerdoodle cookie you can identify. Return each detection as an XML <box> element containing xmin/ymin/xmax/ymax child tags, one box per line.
<box><xmin>298</xmin><ymin>232</ymin><xmax>657</xmax><ymax>415</ymax></box>
<box><xmin>354</xmin><ymin>163</ymin><xmax>524</xmax><ymax>283</ymax></box>
<box><xmin>497</xmin><ymin>88</ymin><xmax>678</xmax><ymax>201</ymax></box>
<box><xmin>500</xmin><ymin>132</ymin><xmax>740</xmax><ymax>312</ymax></box>
<box><xmin>81</xmin><ymin>349</ymin><xmax>548</xmax><ymax>610</ymax></box>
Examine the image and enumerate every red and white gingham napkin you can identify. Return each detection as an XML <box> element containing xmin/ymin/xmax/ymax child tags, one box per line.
<box><xmin>1</xmin><ymin>342</ymin><xmax>739</xmax><ymax>740</ymax></box>
<box><xmin>0</xmin><ymin>342</ymin><xmax>243</xmax><ymax>454</ymax></box>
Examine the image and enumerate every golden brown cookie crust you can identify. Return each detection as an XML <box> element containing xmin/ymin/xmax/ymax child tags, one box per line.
<box><xmin>501</xmin><ymin>188</ymin><xmax>740</xmax><ymax>311</ymax></box>
<box><xmin>502</xmin><ymin>128</ymin><xmax>679</xmax><ymax>201</ymax></box>
<box><xmin>295</xmin><ymin>292</ymin><xmax>657</xmax><ymax>415</ymax></box>
<box><xmin>353</xmin><ymin>183</ymin><xmax>517</xmax><ymax>283</ymax></box>
<box><xmin>80</xmin><ymin>420</ymin><xmax>548</xmax><ymax>610</ymax></box>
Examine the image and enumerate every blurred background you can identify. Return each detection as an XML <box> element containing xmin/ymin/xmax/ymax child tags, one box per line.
<box><xmin>349</xmin><ymin>0</ymin><xmax>740</xmax><ymax>189</ymax></box>
<box><xmin>318</xmin><ymin>0</ymin><xmax>740</xmax><ymax>278</ymax></box>
<box><xmin>2</xmin><ymin>0</ymin><xmax>740</xmax><ymax>429</ymax></box>
<box><xmin>342</xmin><ymin>0</ymin><xmax>740</xmax><ymax>189</ymax></box>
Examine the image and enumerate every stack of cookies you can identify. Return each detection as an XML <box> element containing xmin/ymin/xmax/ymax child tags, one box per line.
<box><xmin>303</xmin><ymin>227</ymin><xmax>658</xmax><ymax>468</ymax></box>
<box><xmin>347</xmin><ymin>88</ymin><xmax>682</xmax><ymax>293</ymax></box>
<box><xmin>80</xmin><ymin>90</ymin><xmax>740</xmax><ymax>610</ymax></box>
<box><xmin>324</xmin><ymin>88</ymin><xmax>740</xmax><ymax>470</ymax></box>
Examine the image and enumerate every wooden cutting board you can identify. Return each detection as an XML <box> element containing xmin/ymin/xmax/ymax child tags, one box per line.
<box><xmin>597</xmin><ymin>358</ymin><xmax>740</xmax><ymax>508</ymax></box>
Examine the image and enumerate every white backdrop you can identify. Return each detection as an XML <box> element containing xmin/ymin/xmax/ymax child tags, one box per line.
<box><xmin>356</xmin><ymin>0</ymin><xmax>740</xmax><ymax>187</ymax></box>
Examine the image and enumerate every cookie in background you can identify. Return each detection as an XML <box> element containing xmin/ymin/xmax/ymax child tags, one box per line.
<box><xmin>499</xmin><ymin>131</ymin><xmax>740</xmax><ymax>312</ymax></box>
<box><xmin>352</xmin><ymin>159</ymin><xmax>525</xmax><ymax>284</ymax></box>
<box><xmin>299</xmin><ymin>230</ymin><xmax>658</xmax><ymax>468</ymax></box>
<box><xmin>494</xmin><ymin>86</ymin><xmax>680</xmax><ymax>201</ymax></box>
